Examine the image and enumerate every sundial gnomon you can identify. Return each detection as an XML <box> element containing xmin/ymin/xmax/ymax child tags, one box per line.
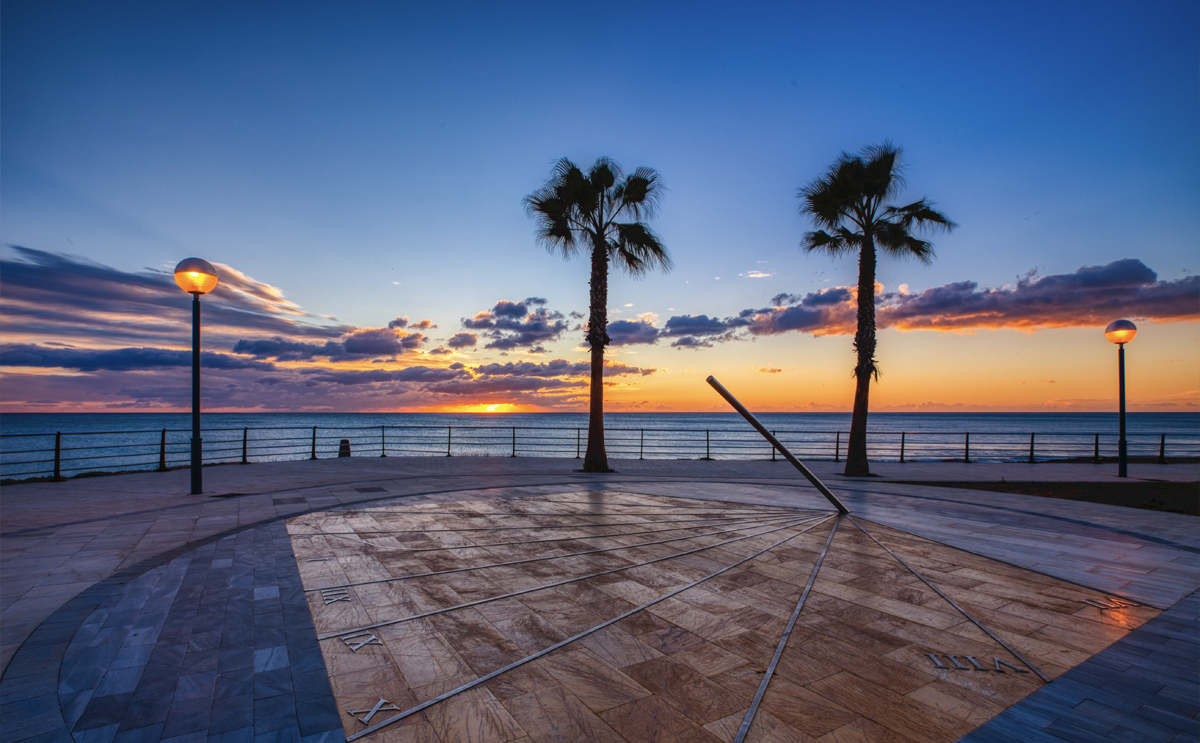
<box><xmin>287</xmin><ymin>485</ymin><xmax>1157</xmax><ymax>742</ymax></box>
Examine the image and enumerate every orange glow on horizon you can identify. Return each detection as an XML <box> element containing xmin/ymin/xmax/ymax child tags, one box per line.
<box><xmin>425</xmin><ymin>403</ymin><xmax>542</xmax><ymax>414</ymax></box>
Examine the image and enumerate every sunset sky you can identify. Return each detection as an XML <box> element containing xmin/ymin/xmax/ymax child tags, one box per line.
<box><xmin>2</xmin><ymin>0</ymin><xmax>1197</xmax><ymax>414</ymax></box>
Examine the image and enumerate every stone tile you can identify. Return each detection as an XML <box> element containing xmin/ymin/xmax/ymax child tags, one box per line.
<box><xmin>254</xmin><ymin>646</ymin><xmax>289</xmax><ymax>673</ymax></box>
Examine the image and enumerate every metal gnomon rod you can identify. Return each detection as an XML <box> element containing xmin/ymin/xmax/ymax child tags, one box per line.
<box><xmin>706</xmin><ymin>375</ymin><xmax>850</xmax><ymax>514</ymax></box>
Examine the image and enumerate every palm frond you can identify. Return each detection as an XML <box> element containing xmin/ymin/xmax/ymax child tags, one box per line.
<box><xmin>614</xmin><ymin>167</ymin><xmax>663</xmax><ymax>220</ymax></box>
<box><xmin>588</xmin><ymin>157</ymin><xmax>619</xmax><ymax>192</ymax></box>
<box><xmin>801</xmin><ymin>229</ymin><xmax>854</xmax><ymax>256</ymax></box>
<box><xmin>611</xmin><ymin>222</ymin><xmax>671</xmax><ymax>276</ymax></box>
<box><xmin>875</xmin><ymin>221</ymin><xmax>935</xmax><ymax>264</ymax></box>
<box><xmin>884</xmin><ymin>199</ymin><xmax>957</xmax><ymax>232</ymax></box>
<box><xmin>860</xmin><ymin>141</ymin><xmax>905</xmax><ymax>201</ymax></box>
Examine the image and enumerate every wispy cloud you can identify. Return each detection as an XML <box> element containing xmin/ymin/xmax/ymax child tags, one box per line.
<box><xmin>0</xmin><ymin>246</ymin><xmax>352</xmax><ymax>348</ymax></box>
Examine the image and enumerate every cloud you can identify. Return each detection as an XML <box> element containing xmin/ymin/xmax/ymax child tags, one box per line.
<box><xmin>447</xmin><ymin>332</ymin><xmax>477</xmax><ymax>349</ymax></box>
<box><xmin>746</xmin><ymin>287</ymin><xmax>857</xmax><ymax>336</ymax></box>
<box><xmin>758</xmin><ymin>368</ymin><xmax>783</xmax><ymax>374</ymax></box>
<box><xmin>0</xmin><ymin>246</ymin><xmax>352</xmax><ymax>347</ymax></box>
<box><xmin>607</xmin><ymin>318</ymin><xmax>660</xmax><ymax>345</ymax></box>
<box><xmin>474</xmin><ymin>359</ymin><xmax>654</xmax><ymax>378</ymax></box>
<box><xmin>425</xmin><ymin>377</ymin><xmax>580</xmax><ymax>395</ymax></box>
<box><xmin>1</xmin><ymin>344</ymin><xmax>276</xmax><ymax>371</ymax></box>
<box><xmin>877</xmin><ymin>259</ymin><xmax>1198</xmax><ymax>330</ymax></box>
<box><xmin>299</xmin><ymin>365</ymin><xmax>468</xmax><ymax>386</ymax></box>
<box><xmin>461</xmin><ymin>297</ymin><xmax>568</xmax><ymax>351</ymax></box>
<box><xmin>670</xmin><ymin>336</ymin><xmax>712</xmax><ymax>349</ymax></box>
<box><xmin>342</xmin><ymin>328</ymin><xmax>408</xmax><ymax>355</ymax></box>
<box><xmin>740</xmin><ymin>260</ymin><xmax>1197</xmax><ymax>337</ymax></box>
<box><xmin>662</xmin><ymin>314</ymin><xmax>750</xmax><ymax>338</ymax></box>
<box><xmin>232</xmin><ymin>328</ymin><xmax>424</xmax><ymax>360</ymax></box>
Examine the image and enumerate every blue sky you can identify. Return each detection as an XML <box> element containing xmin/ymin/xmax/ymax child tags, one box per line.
<box><xmin>2</xmin><ymin>0</ymin><xmax>1197</xmax><ymax>412</ymax></box>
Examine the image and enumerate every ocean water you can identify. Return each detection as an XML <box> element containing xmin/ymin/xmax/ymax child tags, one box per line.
<box><xmin>2</xmin><ymin>411</ymin><xmax>1196</xmax><ymax>479</ymax></box>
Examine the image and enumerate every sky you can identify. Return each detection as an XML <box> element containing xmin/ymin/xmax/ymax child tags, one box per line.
<box><xmin>1</xmin><ymin>0</ymin><xmax>1197</xmax><ymax>414</ymax></box>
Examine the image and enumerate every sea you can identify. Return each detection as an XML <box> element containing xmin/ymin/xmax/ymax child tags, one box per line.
<box><xmin>2</xmin><ymin>411</ymin><xmax>1196</xmax><ymax>480</ymax></box>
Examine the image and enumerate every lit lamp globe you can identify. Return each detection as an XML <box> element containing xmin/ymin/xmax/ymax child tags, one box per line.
<box><xmin>1104</xmin><ymin>319</ymin><xmax>1137</xmax><ymax>345</ymax></box>
<box><xmin>174</xmin><ymin>258</ymin><xmax>219</xmax><ymax>295</ymax></box>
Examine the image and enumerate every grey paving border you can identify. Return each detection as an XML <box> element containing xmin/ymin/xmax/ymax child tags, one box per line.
<box><xmin>0</xmin><ymin>521</ymin><xmax>343</xmax><ymax>743</ymax></box>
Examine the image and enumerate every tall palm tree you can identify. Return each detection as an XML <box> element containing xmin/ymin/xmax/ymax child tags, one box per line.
<box><xmin>526</xmin><ymin>157</ymin><xmax>671</xmax><ymax>472</ymax></box>
<box><xmin>799</xmin><ymin>142</ymin><xmax>955</xmax><ymax>477</ymax></box>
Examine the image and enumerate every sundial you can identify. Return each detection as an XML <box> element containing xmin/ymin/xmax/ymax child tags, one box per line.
<box><xmin>283</xmin><ymin>381</ymin><xmax>1158</xmax><ymax>742</ymax></box>
<box><xmin>286</xmin><ymin>488</ymin><xmax>1157</xmax><ymax>743</ymax></box>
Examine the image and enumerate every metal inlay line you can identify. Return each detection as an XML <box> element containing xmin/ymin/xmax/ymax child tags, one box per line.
<box><xmin>291</xmin><ymin>510</ymin><xmax>804</xmax><ymax>537</ymax></box>
<box><xmin>325</xmin><ymin>506</ymin><xmax>797</xmax><ymax>517</ymax></box>
<box><xmin>294</xmin><ymin>512</ymin><xmax>809</xmax><ymax>552</ymax></box>
<box><xmin>343</xmin><ymin>514</ymin><xmax>836</xmax><ymax>741</ymax></box>
<box><xmin>733</xmin><ymin>513</ymin><xmax>842</xmax><ymax>743</ymax></box>
<box><xmin>317</xmin><ymin>514</ymin><xmax>829</xmax><ymax>640</ymax></box>
<box><xmin>359</xmin><ymin>513</ymin><xmax>809</xmax><ymax>555</ymax></box>
<box><xmin>304</xmin><ymin>513</ymin><xmax>804</xmax><ymax>593</ymax></box>
<box><xmin>847</xmin><ymin>516</ymin><xmax>1051</xmax><ymax>683</ymax></box>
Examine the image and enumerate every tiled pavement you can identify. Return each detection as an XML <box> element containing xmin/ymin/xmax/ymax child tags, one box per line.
<box><xmin>1</xmin><ymin>457</ymin><xmax>1196</xmax><ymax>742</ymax></box>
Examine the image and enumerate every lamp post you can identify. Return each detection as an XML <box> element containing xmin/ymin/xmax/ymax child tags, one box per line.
<box><xmin>174</xmin><ymin>258</ymin><xmax>219</xmax><ymax>494</ymax></box>
<box><xmin>1104</xmin><ymin>319</ymin><xmax>1137</xmax><ymax>478</ymax></box>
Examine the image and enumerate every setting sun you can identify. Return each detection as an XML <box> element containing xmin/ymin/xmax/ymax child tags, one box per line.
<box><xmin>427</xmin><ymin>403</ymin><xmax>539</xmax><ymax>414</ymax></box>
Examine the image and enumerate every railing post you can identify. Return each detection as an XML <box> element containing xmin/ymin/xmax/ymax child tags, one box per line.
<box><xmin>771</xmin><ymin>431</ymin><xmax>777</xmax><ymax>461</ymax></box>
<box><xmin>1159</xmin><ymin>434</ymin><xmax>1166</xmax><ymax>464</ymax></box>
<box><xmin>54</xmin><ymin>432</ymin><xmax>63</xmax><ymax>481</ymax></box>
<box><xmin>964</xmin><ymin>432</ymin><xmax>971</xmax><ymax>463</ymax></box>
<box><xmin>834</xmin><ymin>431</ymin><xmax>840</xmax><ymax>462</ymax></box>
<box><xmin>1028</xmin><ymin>433</ymin><xmax>1035</xmax><ymax>464</ymax></box>
<box><xmin>900</xmin><ymin>432</ymin><xmax>906</xmax><ymax>463</ymax></box>
<box><xmin>705</xmin><ymin>429</ymin><xmax>711</xmax><ymax>460</ymax></box>
<box><xmin>242</xmin><ymin>427</ymin><xmax>248</xmax><ymax>464</ymax></box>
<box><xmin>511</xmin><ymin>427</ymin><xmax>516</xmax><ymax>458</ymax></box>
<box><xmin>639</xmin><ymin>429</ymin><xmax>644</xmax><ymax>460</ymax></box>
<box><xmin>310</xmin><ymin>426</ymin><xmax>318</xmax><ymax>460</ymax></box>
<box><xmin>575</xmin><ymin>428</ymin><xmax>581</xmax><ymax>459</ymax></box>
<box><xmin>1094</xmin><ymin>433</ymin><xmax>1100</xmax><ymax>463</ymax></box>
<box><xmin>446</xmin><ymin>426</ymin><xmax>452</xmax><ymax>457</ymax></box>
<box><xmin>158</xmin><ymin>429</ymin><xmax>168</xmax><ymax>471</ymax></box>
<box><xmin>381</xmin><ymin>425</ymin><xmax>387</xmax><ymax>457</ymax></box>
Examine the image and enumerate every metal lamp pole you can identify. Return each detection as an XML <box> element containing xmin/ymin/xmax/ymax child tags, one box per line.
<box><xmin>191</xmin><ymin>293</ymin><xmax>203</xmax><ymax>494</ymax></box>
<box><xmin>175</xmin><ymin>258</ymin><xmax>219</xmax><ymax>495</ymax></box>
<box><xmin>1105</xmin><ymin>320</ymin><xmax>1137</xmax><ymax>478</ymax></box>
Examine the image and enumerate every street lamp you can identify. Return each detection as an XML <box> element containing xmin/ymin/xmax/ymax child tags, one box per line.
<box><xmin>175</xmin><ymin>258</ymin><xmax>219</xmax><ymax>494</ymax></box>
<box><xmin>1105</xmin><ymin>319</ymin><xmax>1137</xmax><ymax>478</ymax></box>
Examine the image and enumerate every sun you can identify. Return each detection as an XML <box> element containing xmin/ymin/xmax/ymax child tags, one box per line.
<box><xmin>425</xmin><ymin>403</ymin><xmax>536</xmax><ymax>413</ymax></box>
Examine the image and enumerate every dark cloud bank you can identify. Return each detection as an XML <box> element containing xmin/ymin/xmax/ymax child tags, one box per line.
<box><xmin>650</xmin><ymin>259</ymin><xmax>1196</xmax><ymax>345</ymax></box>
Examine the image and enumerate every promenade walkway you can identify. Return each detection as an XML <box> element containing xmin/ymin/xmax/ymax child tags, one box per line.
<box><xmin>1</xmin><ymin>457</ymin><xmax>1196</xmax><ymax>743</ymax></box>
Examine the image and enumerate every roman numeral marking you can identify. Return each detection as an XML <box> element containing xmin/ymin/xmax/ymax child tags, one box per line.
<box><xmin>994</xmin><ymin>658</ymin><xmax>1030</xmax><ymax>673</ymax></box>
<box><xmin>341</xmin><ymin>631</ymin><xmax>383</xmax><ymax>652</ymax></box>
<box><xmin>322</xmin><ymin>588</ymin><xmax>352</xmax><ymax>604</ymax></box>
<box><xmin>347</xmin><ymin>698</ymin><xmax>401</xmax><ymax>725</ymax></box>
<box><xmin>1083</xmin><ymin>596</ymin><xmax>1140</xmax><ymax>610</ymax></box>
<box><xmin>926</xmin><ymin>655</ymin><xmax>1030</xmax><ymax>674</ymax></box>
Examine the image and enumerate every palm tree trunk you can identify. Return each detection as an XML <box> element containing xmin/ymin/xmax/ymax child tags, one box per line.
<box><xmin>583</xmin><ymin>239</ymin><xmax>611</xmax><ymax>472</ymax></box>
<box><xmin>845</xmin><ymin>239</ymin><xmax>877</xmax><ymax>476</ymax></box>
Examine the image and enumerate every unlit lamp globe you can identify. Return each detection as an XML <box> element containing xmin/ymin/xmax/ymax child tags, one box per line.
<box><xmin>1104</xmin><ymin>319</ymin><xmax>1137</xmax><ymax>345</ymax></box>
<box><xmin>174</xmin><ymin>258</ymin><xmax>219</xmax><ymax>295</ymax></box>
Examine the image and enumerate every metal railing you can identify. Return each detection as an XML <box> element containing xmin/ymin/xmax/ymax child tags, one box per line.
<box><xmin>2</xmin><ymin>424</ymin><xmax>1197</xmax><ymax>482</ymax></box>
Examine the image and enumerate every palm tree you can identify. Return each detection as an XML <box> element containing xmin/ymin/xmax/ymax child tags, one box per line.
<box><xmin>799</xmin><ymin>142</ymin><xmax>956</xmax><ymax>477</ymax></box>
<box><xmin>526</xmin><ymin>157</ymin><xmax>671</xmax><ymax>472</ymax></box>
